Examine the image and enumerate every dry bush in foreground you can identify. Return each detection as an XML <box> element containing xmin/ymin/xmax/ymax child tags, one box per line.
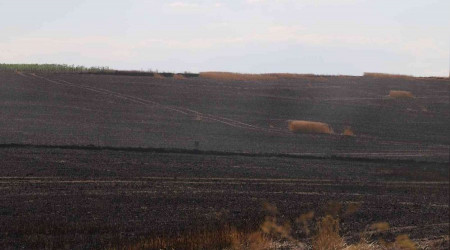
<box><xmin>123</xmin><ymin>202</ymin><xmax>420</xmax><ymax>250</ymax></box>
<box><xmin>389</xmin><ymin>90</ymin><xmax>415</xmax><ymax>99</ymax></box>
<box><xmin>123</xmin><ymin>226</ymin><xmax>271</xmax><ymax>250</ymax></box>
<box><xmin>288</xmin><ymin>120</ymin><xmax>334</xmax><ymax>134</ymax></box>
<box><xmin>313</xmin><ymin>215</ymin><xmax>346</xmax><ymax>250</ymax></box>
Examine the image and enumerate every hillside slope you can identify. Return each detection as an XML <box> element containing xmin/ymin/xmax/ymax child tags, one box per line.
<box><xmin>1</xmin><ymin>72</ymin><xmax>448</xmax><ymax>161</ymax></box>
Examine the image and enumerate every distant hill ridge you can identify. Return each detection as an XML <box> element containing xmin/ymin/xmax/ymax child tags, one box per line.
<box><xmin>1</xmin><ymin>63</ymin><xmax>447</xmax><ymax>80</ymax></box>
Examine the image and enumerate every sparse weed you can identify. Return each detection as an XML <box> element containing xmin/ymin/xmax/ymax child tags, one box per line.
<box><xmin>388</xmin><ymin>90</ymin><xmax>415</xmax><ymax>99</ymax></box>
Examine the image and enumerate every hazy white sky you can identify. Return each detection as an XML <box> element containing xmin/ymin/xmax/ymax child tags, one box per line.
<box><xmin>1</xmin><ymin>0</ymin><xmax>448</xmax><ymax>76</ymax></box>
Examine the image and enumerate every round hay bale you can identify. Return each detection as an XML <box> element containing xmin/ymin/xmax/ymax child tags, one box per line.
<box><xmin>288</xmin><ymin>120</ymin><xmax>333</xmax><ymax>134</ymax></box>
<box><xmin>342</xmin><ymin>127</ymin><xmax>355</xmax><ymax>136</ymax></box>
<box><xmin>389</xmin><ymin>90</ymin><xmax>414</xmax><ymax>99</ymax></box>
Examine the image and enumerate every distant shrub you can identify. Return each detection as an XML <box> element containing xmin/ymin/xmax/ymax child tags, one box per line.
<box><xmin>180</xmin><ymin>72</ymin><xmax>200</xmax><ymax>78</ymax></box>
<box><xmin>159</xmin><ymin>72</ymin><xmax>174</xmax><ymax>77</ymax></box>
<box><xmin>389</xmin><ymin>90</ymin><xmax>415</xmax><ymax>99</ymax></box>
<box><xmin>288</xmin><ymin>120</ymin><xmax>333</xmax><ymax>134</ymax></box>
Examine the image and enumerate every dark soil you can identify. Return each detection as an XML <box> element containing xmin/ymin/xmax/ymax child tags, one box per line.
<box><xmin>0</xmin><ymin>72</ymin><xmax>448</xmax><ymax>249</ymax></box>
<box><xmin>0</xmin><ymin>148</ymin><xmax>448</xmax><ymax>249</ymax></box>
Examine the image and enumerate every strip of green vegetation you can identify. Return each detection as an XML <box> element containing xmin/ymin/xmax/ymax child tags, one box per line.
<box><xmin>0</xmin><ymin>63</ymin><xmax>200</xmax><ymax>77</ymax></box>
<box><xmin>0</xmin><ymin>63</ymin><xmax>113</xmax><ymax>73</ymax></box>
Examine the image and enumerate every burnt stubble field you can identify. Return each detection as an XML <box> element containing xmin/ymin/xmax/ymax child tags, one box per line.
<box><xmin>0</xmin><ymin>71</ymin><xmax>449</xmax><ymax>249</ymax></box>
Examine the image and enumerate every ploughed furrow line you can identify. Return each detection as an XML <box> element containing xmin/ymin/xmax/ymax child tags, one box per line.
<box><xmin>55</xmin><ymin>77</ymin><xmax>288</xmax><ymax>134</ymax></box>
<box><xmin>2</xmin><ymin>142</ymin><xmax>448</xmax><ymax>164</ymax></box>
<box><xmin>175</xmin><ymin>106</ymin><xmax>289</xmax><ymax>134</ymax></box>
<box><xmin>26</xmin><ymin>73</ymin><xmax>286</xmax><ymax>135</ymax></box>
<box><xmin>1</xmin><ymin>177</ymin><xmax>447</xmax><ymax>186</ymax></box>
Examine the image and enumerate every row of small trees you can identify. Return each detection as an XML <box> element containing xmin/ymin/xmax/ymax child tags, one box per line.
<box><xmin>0</xmin><ymin>63</ymin><xmax>113</xmax><ymax>73</ymax></box>
<box><xmin>0</xmin><ymin>63</ymin><xmax>200</xmax><ymax>77</ymax></box>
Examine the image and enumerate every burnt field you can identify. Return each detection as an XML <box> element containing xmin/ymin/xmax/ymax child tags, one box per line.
<box><xmin>0</xmin><ymin>71</ymin><xmax>449</xmax><ymax>161</ymax></box>
<box><xmin>0</xmin><ymin>147</ymin><xmax>448</xmax><ymax>249</ymax></box>
<box><xmin>0</xmin><ymin>71</ymin><xmax>449</xmax><ymax>248</ymax></box>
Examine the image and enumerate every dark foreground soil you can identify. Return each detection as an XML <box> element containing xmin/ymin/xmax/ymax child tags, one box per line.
<box><xmin>0</xmin><ymin>147</ymin><xmax>448</xmax><ymax>249</ymax></box>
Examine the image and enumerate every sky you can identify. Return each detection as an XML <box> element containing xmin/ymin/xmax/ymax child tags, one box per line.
<box><xmin>0</xmin><ymin>0</ymin><xmax>449</xmax><ymax>76</ymax></box>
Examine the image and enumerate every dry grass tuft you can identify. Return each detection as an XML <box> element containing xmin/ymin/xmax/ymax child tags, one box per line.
<box><xmin>123</xmin><ymin>203</ymin><xmax>419</xmax><ymax>250</ymax></box>
<box><xmin>296</xmin><ymin>211</ymin><xmax>315</xmax><ymax>235</ymax></box>
<box><xmin>230</xmin><ymin>230</ymin><xmax>273</xmax><ymax>250</ymax></box>
<box><xmin>313</xmin><ymin>215</ymin><xmax>346</xmax><ymax>250</ymax></box>
<box><xmin>288</xmin><ymin>120</ymin><xmax>333</xmax><ymax>134</ymax></box>
<box><xmin>262</xmin><ymin>202</ymin><xmax>279</xmax><ymax>215</ymax></box>
<box><xmin>343</xmin><ymin>202</ymin><xmax>361</xmax><ymax>216</ymax></box>
<box><xmin>344</xmin><ymin>240</ymin><xmax>385</xmax><ymax>250</ymax></box>
<box><xmin>125</xmin><ymin>226</ymin><xmax>274</xmax><ymax>250</ymax></box>
<box><xmin>324</xmin><ymin>201</ymin><xmax>343</xmax><ymax>217</ymax></box>
<box><xmin>370</xmin><ymin>222</ymin><xmax>390</xmax><ymax>233</ymax></box>
<box><xmin>389</xmin><ymin>90</ymin><xmax>415</xmax><ymax>99</ymax></box>
<box><xmin>261</xmin><ymin>216</ymin><xmax>292</xmax><ymax>241</ymax></box>
<box><xmin>392</xmin><ymin>234</ymin><xmax>417</xmax><ymax>250</ymax></box>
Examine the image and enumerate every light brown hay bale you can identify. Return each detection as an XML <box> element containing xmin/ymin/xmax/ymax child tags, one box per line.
<box><xmin>343</xmin><ymin>127</ymin><xmax>355</xmax><ymax>136</ymax></box>
<box><xmin>389</xmin><ymin>90</ymin><xmax>414</xmax><ymax>99</ymax></box>
<box><xmin>288</xmin><ymin>120</ymin><xmax>333</xmax><ymax>134</ymax></box>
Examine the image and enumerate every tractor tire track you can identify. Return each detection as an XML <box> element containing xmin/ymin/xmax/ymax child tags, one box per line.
<box><xmin>28</xmin><ymin>73</ymin><xmax>287</xmax><ymax>135</ymax></box>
